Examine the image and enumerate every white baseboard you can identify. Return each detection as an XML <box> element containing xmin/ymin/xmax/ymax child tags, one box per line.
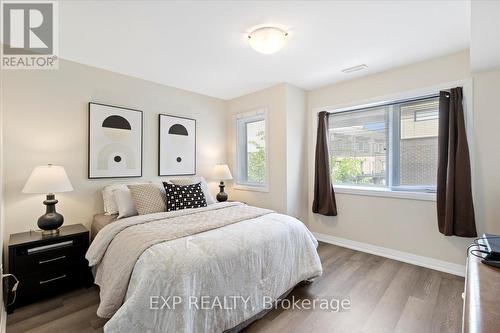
<box><xmin>313</xmin><ymin>232</ymin><xmax>465</xmax><ymax>277</ymax></box>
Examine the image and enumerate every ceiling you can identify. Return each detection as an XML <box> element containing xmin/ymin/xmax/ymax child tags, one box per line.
<box><xmin>59</xmin><ymin>1</ymin><xmax>470</xmax><ymax>100</ymax></box>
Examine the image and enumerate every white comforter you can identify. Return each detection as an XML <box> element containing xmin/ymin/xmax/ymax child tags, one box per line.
<box><xmin>88</xmin><ymin>203</ymin><xmax>322</xmax><ymax>333</ymax></box>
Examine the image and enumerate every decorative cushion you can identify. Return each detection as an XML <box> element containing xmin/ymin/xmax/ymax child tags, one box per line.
<box><xmin>169</xmin><ymin>176</ymin><xmax>215</xmax><ymax>205</ymax></box>
<box><xmin>113</xmin><ymin>188</ymin><xmax>138</xmax><ymax>219</ymax></box>
<box><xmin>162</xmin><ymin>182</ymin><xmax>207</xmax><ymax>211</ymax></box>
<box><xmin>127</xmin><ymin>184</ymin><xmax>167</xmax><ymax>215</ymax></box>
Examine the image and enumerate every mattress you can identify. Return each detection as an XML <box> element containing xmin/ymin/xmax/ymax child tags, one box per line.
<box><xmin>91</xmin><ymin>213</ymin><xmax>117</xmax><ymax>240</ymax></box>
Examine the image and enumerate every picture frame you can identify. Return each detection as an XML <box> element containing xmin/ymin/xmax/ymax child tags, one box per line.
<box><xmin>158</xmin><ymin>114</ymin><xmax>196</xmax><ymax>176</ymax></box>
<box><xmin>88</xmin><ymin>102</ymin><xmax>143</xmax><ymax>179</ymax></box>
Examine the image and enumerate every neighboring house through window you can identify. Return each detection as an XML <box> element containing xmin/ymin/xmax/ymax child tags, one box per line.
<box><xmin>328</xmin><ymin>95</ymin><xmax>439</xmax><ymax>193</ymax></box>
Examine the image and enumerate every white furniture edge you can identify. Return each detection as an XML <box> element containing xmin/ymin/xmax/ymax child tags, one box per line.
<box><xmin>313</xmin><ymin>232</ymin><xmax>465</xmax><ymax>277</ymax></box>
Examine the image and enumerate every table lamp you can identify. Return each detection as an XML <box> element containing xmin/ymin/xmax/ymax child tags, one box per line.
<box><xmin>22</xmin><ymin>164</ymin><xmax>74</xmax><ymax>234</ymax></box>
<box><xmin>213</xmin><ymin>164</ymin><xmax>232</xmax><ymax>202</ymax></box>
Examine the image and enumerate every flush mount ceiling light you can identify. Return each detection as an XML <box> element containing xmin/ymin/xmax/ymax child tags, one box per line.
<box><xmin>247</xmin><ymin>26</ymin><xmax>288</xmax><ymax>54</ymax></box>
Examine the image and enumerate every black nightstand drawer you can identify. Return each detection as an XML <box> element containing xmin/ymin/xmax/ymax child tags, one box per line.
<box><xmin>15</xmin><ymin>268</ymin><xmax>83</xmax><ymax>306</ymax></box>
<box><xmin>8</xmin><ymin>224</ymin><xmax>93</xmax><ymax>312</ymax></box>
<box><xmin>13</xmin><ymin>245</ymin><xmax>87</xmax><ymax>276</ymax></box>
<box><xmin>11</xmin><ymin>234</ymin><xmax>87</xmax><ymax>256</ymax></box>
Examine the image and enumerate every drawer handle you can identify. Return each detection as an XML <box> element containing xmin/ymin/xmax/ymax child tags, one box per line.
<box><xmin>39</xmin><ymin>274</ymin><xmax>66</xmax><ymax>285</ymax></box>
<box><xmin>28</xmin><ymin>240</ymin><xmax>74</xmax><ymax>254</ymax></box>
<box><xmin>39</xmin><ymin>255</ymin><xmax>66</xmax><ymax>265</ymax></box>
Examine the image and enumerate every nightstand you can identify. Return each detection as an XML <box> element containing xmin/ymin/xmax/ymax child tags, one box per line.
<box><xmin>227</xmin><ymin>200</ymin><xmax>247</xmax><ymax>204</ymax></box>
<box><xmin>7</xmin><ymin>224</ymin><xmax>93</xmax><ymax>312</ymax></box>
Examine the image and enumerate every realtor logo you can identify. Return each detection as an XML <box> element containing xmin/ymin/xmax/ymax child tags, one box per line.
<box><xmin>1</xmin><ymin>1</ymin><xmax>58</xmax><ymax>69</ymax></box>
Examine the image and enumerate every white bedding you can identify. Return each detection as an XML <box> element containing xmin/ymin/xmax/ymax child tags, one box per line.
<box><xmin>87</xmin><ymin>203</ymin><xmax>322</xmax><ymax>332</ymax></box>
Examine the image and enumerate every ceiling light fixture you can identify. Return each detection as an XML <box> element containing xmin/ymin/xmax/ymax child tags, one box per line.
<box><xmin>247</xmin><ymin>26</ymin><xmax>288</xmax><ymax>54</ymax></box>
<box><xmin>342</xmin><ymin>64</ymin><xmax>368</xmax><ymax>74</ymax></box>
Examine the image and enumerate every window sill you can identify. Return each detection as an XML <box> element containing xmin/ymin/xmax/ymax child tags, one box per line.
<box><xmin>233</xmin><ymin>183</ymin><xmax>269</xmax><ymax>193</ymax></box>
<box><xmin>333</xmin><ymin>185</ymin><xmax>436</xmax><ymax>201</ymax></box>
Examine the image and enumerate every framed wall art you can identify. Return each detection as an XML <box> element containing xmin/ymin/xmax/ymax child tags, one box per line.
<box><xmin>158</xmin><ymin>114</ymin><xmax>196</xmax><ymax>176</ymax></box>
<box><xmin>88</xmin><ymin>102</ymin><xmax>143</xmax><ymax>178</ymax></box>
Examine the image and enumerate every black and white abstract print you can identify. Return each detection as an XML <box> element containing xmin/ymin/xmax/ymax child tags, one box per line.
<box><xmin>159</xmin><ymin>114</ymin><xmax>196</xmax><ymax>176</ymax></box>
<box><xmin>88</xmin><ymin>103</ymin><xmax>142</xmax><ymax>178</ymax></box>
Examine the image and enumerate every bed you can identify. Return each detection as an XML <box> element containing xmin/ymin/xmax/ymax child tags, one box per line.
<box><xmin>90</xmin><ymin>213</ymin><xmax>116</xmax><ymax>240</ymax></box>
<box><xmin>86</xmin><ymin>201</ymin><xmax>322</xmax><ymax>333</ymax></box>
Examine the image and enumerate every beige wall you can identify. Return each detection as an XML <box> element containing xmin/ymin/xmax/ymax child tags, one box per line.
<box><xmin>472</xmin><ymin>69</ymin><xmax>500</xmax><ymax>237</ymax></box>
<box><xmin>1</xmin><ymin>60</ymin><xmax>227</xmax><ymax>244</ymax></box>
<box><xmin>285</xmin><ymin>85</ymin><xmax>308</xmax><ymax>221</ymax></box>
<box><xmin>226</xmin><ymin>84</ymin><xmax>288</xmax><ymax>213</ymax></box>
<box><xmin>2</xmin><ymin>49</ymin><xmax>498</xmax><ymax>272</ymax></box>
<box><xmin>225</xmin><ymin>83</ymin><xmax>308</xmax><ymax>221</ymax></box>
<box><xmin>307</xmin><ymin>51</ymin><xmax>474</xmax><ymax>265</ymax></box>
<box><xmin>471</xmin><ymin>0</ymin><xmax>500</xmax><ymax>72</ymax></box>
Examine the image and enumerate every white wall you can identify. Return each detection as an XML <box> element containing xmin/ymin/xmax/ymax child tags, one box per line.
<box><xmin>307</xmin><ymin>51</ymin><xmax>474</xmax><ymax>265</ymax></box>
<box><xmin>1</xmin><ymin>59</ymin><xmax>227</xmax><ymax>247</ymax></box>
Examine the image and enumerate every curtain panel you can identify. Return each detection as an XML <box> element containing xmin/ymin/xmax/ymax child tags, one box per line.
<box><xmin>437</xmin><ymin>87</ymin><xmax>477</xmax><ymax>237</ymax></box>
<box><xmin>312</xmin><ymin>111</ymin><xmax>338</xmax><ymax>216</ymax></box>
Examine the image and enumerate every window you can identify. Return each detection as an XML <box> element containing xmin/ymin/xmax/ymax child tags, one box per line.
<box><xmin>328</xmin><ymin>95</ymin><xmax>439</xmax><ymax>192</ymax></box>
<box><xmin>235</xmin><ymin>109</ymin><xmax>268</xmax><ymax>190</ymax></box>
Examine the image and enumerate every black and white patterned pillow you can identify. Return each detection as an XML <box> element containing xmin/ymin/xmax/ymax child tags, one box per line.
<box><xmin>162</xmin><ymin>182</ymin><xmax>207</xmax><ymax>212</ymax></box>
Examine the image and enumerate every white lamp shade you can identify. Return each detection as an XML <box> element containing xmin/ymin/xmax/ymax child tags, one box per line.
<box><xmin>213</xmin><ymin>164</ymin><xmax>233</xmax><ymax>180</ymax></box>
<box><xmin>22</xmin><ymin>165</ymin><xmax>74</xmax><ymax>194</ymax></box>
<box><xmin>248</xmin><ymin>27</ymin><xmax>288</xmax><ymax>54</ymax></box>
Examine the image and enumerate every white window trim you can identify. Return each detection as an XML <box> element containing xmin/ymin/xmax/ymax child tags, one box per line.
<box><xmin>311</xmin><ymin>79</ymin><xmax>474</xmax><ymax>202</ymax></box>
<box><xmin>334</xmin><ymin>185</ymin><xmax>436</xmax><ymax>201</ymax></box>
<box><xmin>233</xmin><ymin>183</ymin><xmax>270</xmax><ymax>193</ymax></box>
<box><xmin>233</xmin><ymin>108</ymin><xmax>270</xmax><ymax>192</ymax></box>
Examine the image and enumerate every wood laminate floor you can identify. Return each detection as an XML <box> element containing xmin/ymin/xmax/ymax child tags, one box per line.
<box><xmin>6</xmin><ymin>242</ymin><xmax>465</xmax><ymax>333</ymax></box>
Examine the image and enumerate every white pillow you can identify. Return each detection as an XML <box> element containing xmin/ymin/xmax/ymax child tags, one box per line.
<box><xmin>113</xmin><ymin>188</ymin><xmax>138</xmax><ymax>219</ymax></box>
<box><xmin>169</xmin><ymin>176</ymin><xmax>215</xmax><ymax>205</ymax></box>
<box><xmin>102</xmin><ymin>182</ymin><xmax>148</xmax><ymax>215</ymax></box>
<box><xmin>102</xmin><ymin>184</ymin><xmax>127</xmax><ymax>215</ymax></box>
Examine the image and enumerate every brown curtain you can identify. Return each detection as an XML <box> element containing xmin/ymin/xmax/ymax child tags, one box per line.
<box><xmin>312</xmin><ymin>111</ymin><xmax>338</xmax><ymax>216</ymax></box>
<box><xmin>437</xmin><ymin>87</ymin><xmax>476</xmax><ymax>237</ymax></box>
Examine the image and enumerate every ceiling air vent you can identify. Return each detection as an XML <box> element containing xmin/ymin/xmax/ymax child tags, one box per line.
<box><xmin>342</xmin><ymin>64</ymin><xmax>368</xmax><ymax>74</ymax></box>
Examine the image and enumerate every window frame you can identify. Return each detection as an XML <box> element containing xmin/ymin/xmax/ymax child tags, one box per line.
<box><xmin>390</xmin><ymin>96</ymin><xmax>439</xmax><ymax>193</ymax></box>
<box><xmin>328</xmin><ymin>94</ymin><xmax>440</xmax><ymax>193</ymax></box>
<box><xmin>233</xmin><ymin>108</ymin><xmax>269</xmax><ymax>192</ymax></box>
<box><xmin>313</xmin><ymin>79</ymin><xmax>474</xmax><ymax>202</ymax></box>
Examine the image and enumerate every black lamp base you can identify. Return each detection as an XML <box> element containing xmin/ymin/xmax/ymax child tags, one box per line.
<box><xmin>38</xmin><ymin>194</ymin><xmax>64</xmax><ymax>233</ymax></box>
<box><xmin>216</xmin><ymin>181</ymin><xmax>228</xmax><ymax>202</ymax></box>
